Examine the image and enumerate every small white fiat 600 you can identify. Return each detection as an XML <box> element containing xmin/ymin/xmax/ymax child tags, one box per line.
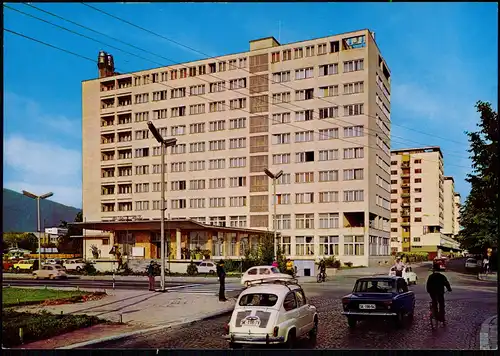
<box><xmin>224</xmin><ymin>277</ymin><xmax>318</xmax><ymax>348</ymax></box>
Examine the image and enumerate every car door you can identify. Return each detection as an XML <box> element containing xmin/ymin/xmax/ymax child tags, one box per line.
<box><xmin>282</xmin><ymin>292</ymin><xmax>300</xmax><ymax>335</ymax></box>
<box><xmin>395</xmin><ymin>279</ymin><xmax>412</xmax><ymax>313</ymax></box>
<box><xmin>294</xmin><ymin>289</ymin><xmax>311</xmax><ymax>335</ymax></box>
<box><xmin>207</xmin><ymin>262</ymin><xmax>216</xmax><ymax>273</ymax></box>
<box><xmin>198</xmin><ymin>262</ymin><xmax>207</xmax><ymax>274</ymax></box>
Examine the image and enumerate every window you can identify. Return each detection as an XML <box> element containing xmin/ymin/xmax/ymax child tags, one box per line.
<box><xmin>294</xmin><ymin>47</ymin><xmax>303</xmax><ymax>59</ymax></box>
<box><xmin>343</xmin><ymin>168</ymin><xmax>364</xmax><ymax>180</ymax></box>
<box><xmin>415</xmin><ymin>207</ymin><xmax>422</xmax><ymax>212</ymax></box>
<box><xmin>343</xmin><ymin>190</ymin><xmax>364</xmax><ymax>202</ymax></box>
<box><xmin>319</xmin><ymin>213</ymin><xmax>339</xmax><ymax>229</ymax></box>
<box><xmin>135</xmin><ymin>111</ymin><xmax>149</xmax><ymax>122</ymax></box>
<box><xmin>190</xmin><ymin>198</ymin><xmax>205</xmax><ymax>209</ymax></box>
<box><xmin>319</xmin><ymin>191</ymin><xmax>339</xmax><ymax>203</ymax></box>
<box><xmin>415</xmin><ymin>178</ymin><xmax>422</xmax><ymax>183</ymax></box>
<box><xmin>135</xmin><ymin>165</ymin><xmax>149</xmax><ymax>175</ymax></box>
<box><xmin>171</xmin><ymin>125</ymin><xmax>186</xmax><ymax>136</ymax></box>
<box><xmin>319</xmin><ymin>170</ymin><xmax>338</xmax><ymax>182</ymax></box>
<box><xmin>229</xmin><ymin>216</ymin><xmax>247</xmax><ymax>228</ymax></box>
<box><xmin>279</xmin><ymin>236</ymin><xmax>291</xmax><ymax>255</ymax></box>
<box><xmin>415</xmin><ymin>169</ymin><xmax>422</xmax><ymax>174</ymax></box>
<box><xmin>272</xmin><ymin>153</ymin><xmax>291</xmax><ymax>165</ymax></box>
<box><xmin>229</xmin><ymin>176</ymin><xmax>246</xmax><ymax>187</ymax></box>
<box><xmin>189</xmin><ymin>142</ymin><xmax>205</xmax><ymax>153</ymax></box>
<box><xmin>344</xmin><ymin>147</ymin><xmax>364</xmax><ymax>159</ymax></box>
<box><xmin>344</xmin><ymin>125</ymin><xmax>364</xmax><ymax>137</ymax></box>
<box><xmin>317</xmin><ymin>43</ymin><xmax>327</xmax><ymax>55</ymax></box>
<box><xmin>295</xmin><ymin>214</ymin><xmax>314</xmax><ymax>229</ymax></box>
<box><xmin>343</xmin><ymin>59</ymin><xmax>364</xmax><ymax>73</ymax></box>
<box><xmin>295</xmin><ymin>151</ymin><xmax>315</xmax><ymax>163</ymax></box>
<box><xmin>229</xmin><ymin>78</ymin><xmax>247</xmax><ymax>90</ymax></box>
<box><xmin>296</xmin><ymin>236</ymin><xmax>314</xmax><ymax>255</ymax></box>
<box><xmin>170</xmin><ymin>88</ymin><xmax>186</xmax><ymax>99</ymax></box>
<box><xmin>230</xmin><ymin>98</ymin><xmax>247</xmax><ymax>110</ymax></box>
<box><xmin>319</xmin><ymin>149</ymin><xmax>339</xmax><ymax>161</ymax></box>
<box><xmin>189</xmin><ymin>104</ymin><xmax>205</xmax><ymax>115</ymax></box>
<box><xmin>229</xmin><ymin>138</ymin><xmax>246</xmax><ymax>149</ymax></box>
<box><xmin>295</xmin><ymin>130</ymin><xmax>314</xmax><ymax>143</ymax></box>
<box><xmin>171</xmin><ymin>162</ymin><xmax>186</xmax><ymax>172</ymax></box>
<box><xmin>318</xmin><ymin>85</ymin><xmax>338</xmax><ymax>97</ymax></box>
<box><xmin>415</xmin><ymin>188</ymin><xmax>422</xmax><ymax>193</ymax></box>
<box><xmin>229</xmin><ymin>157</ymin><xmax>246</xmax><ymax>168</ymax></box>
<box><xmin>319</xmin><ymin>236</ymin><xmax>339</xmax><ymax>255</ymax></box>
<box><xmin>171</xmin><ymin>106</ymin><xmax>186</xmax><ymax>117</ymax></box>
<box><xmin>273</xmin><ymin>133</ymin><xmax>291</xmax><ymax>145</ymax></box>
<box><xmin>134</xmin><ymin>93</ymin><xmax>148</xmax><ymax>104</ymax></box>
<box><xmin>414</xmin><ymin>217</ymin><xmax>422</xmax><ymax>222</ymax></box>
<box><xmin>272</xmin><ymin>71</ymin><xmax>291</xmax><ymax>83</ymax></box>
<box><xmin>135</xmin><ymin>201</ymin><xmax>149</xmax><ymax>211</ymax></box>
<box><xmin>209</xmin><ymin>101</ymin><xmax>225</xmax><ymax>112</ymax></box>
<box><xmin>152</xmin><ymin>90</ymin><xmax>168</xmax><ymax>102</ymax></box>
<box><xmin>171</xmin><ymin>180</ymin><xmax>187</xmax><ymax>191</ymax></box>
<box><xmin>272</xmin><ymin>92</ymin><xmax>291</xmax><ymax>104</ymax></box>
<box><xmin>295</xmin><ymin>110</ymin><xmax>314</xmax><ymax>122</ymax></box>
<box><xmin>275</xmin><ymin>193</ymin><xmax>291</xmax><ymax>205</ymax></box>
<box><xmin>295</xmin><ymin>67</ymin><xmax>314</xmax><ymax>80</ymax></box>
<box><xmin>283</xmin><ymin>292</ymin><xmax>297</xmax><ymax>311</ymax></box>
<box><xmin>319</xmin><ymin>106</ymin><xmax>338</xmax><ymax>119</ymax></box>
<box><xmin>209</xmin><ymin>159</ymin><xmax>225</xmax><ymax>170</ymax></box>
<box><xmin>295</xmin><ymin>192</ymin><xmax>314</xmax><ymax>204</ymax></box>
<box><xmin>414</xmin><ymin>159</ymin><xmax>422</xmax><ymax>164</ymax></box>
<box><xmin>318</xmin><ymin>128</ymin><xmax>338</xmax><ymax>140</ymax></box>
<box><xmin>344</xmin><ymin>104</ymin><xmax>364</xmax><ymax>116</ymax></box>
<box><xmin>229</xmin><ymin>196</ymin><xmax>247</xmax><ymax>207</ymax></box>
<box><xmin>229</xmin><ymin>117</ymin><xmax>246</xmax><ymax>129</ymax></box>
<box><xmin>135</xmin><ymin>148</ymin><xmax>149</xmax><ymax>158</ymax></box>
<box><xmin>171</xmin><ymin>199</ymin><xmax>187</xmax><ymax>209</ymax></box>
<box><xmin>344</xmin><ymin>81</ymin><xmax>364</xmax><ymax>94</ymax></box>
<box><xmin>271</xmin><ymin>51</ymin><xmax>280</xmax><ymax>63</ymax></box>
<box><xmin>295</xmin><ymin>89</ymin><xmax>314</xmax><ymax>101</ymax></box>
<box><xmin>319</xmin><ymin>63</ymin><xmax>338</xmax><ymax>76</ymax></box>
<box><xmin>189</xmin><ymin>160</ymin><xmax>205</xmax><ymax>171</ymax></box>
<box><xmin>209</xmin><ymin>81</ymin><xmax>225</xmax><ymax>93</ymax></box>
<box><xmin>274</xmin><ymin>214</ymin><xmax>291</xmax><ymax>230</ymax></box>
<box><xmin>170</xmin><ymin>144</ymin><xmax>186</xmax><ymax>155</ymax></box>
<box><xmin>152</xmin><ymin>109</ymin><xmax>167</xmax><ymax>120</ymax></box>
<box><xmin>209</xmin><ymin>140</ymin><xmax>225</xmax><ymax>151</ymax></box>
<box><xmin>189</xmin><ymin>179</ymin><xmax>205</xmax><ymax>190</ymax></box>
<box><xmin>209</xmin><ymin>197</ymin><xmax>226</xmax><ymax>208</ymax></box>
<box><xmin>282</xmin><ymin>49</ymin><xmax>292</xmax><ymax>61</ymax></box>
<box><xmin>189</xmin><ymin>84</ymin><xmax>205</xmax><ymax>96</ymax></box>
<box><xmin>415</xmin><ymin>198</ymin><xmax>422</xmax><ymax>203</ymax></box>
<box><xmin>135</xmin><ymin>182</ymin><xmax>149</xmax><ymax>192</ymax></box>
<box><xmin>272</xmin><ymin>112</ymin><xmax>291</xmax><ymax>124</ymax></box>
<box><xmin>305</xmin><ymin>45</ymin><xmax>314</xmax><ymax>57</ymax></box>
<box><xmin>344</xmin><ymin>235</ymin><xmax>365</xmax><ymax>255</ymax></box>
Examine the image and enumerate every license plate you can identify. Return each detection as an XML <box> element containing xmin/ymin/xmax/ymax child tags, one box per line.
<box><xmin>241</xmin><ymin>318</ymin><xmax>261</xmax><ymax>327</ymax></box>
<box><xmin>359</xmin><ymin>304</ymin><xmax>376</xmax><ymax>310</ymax></box>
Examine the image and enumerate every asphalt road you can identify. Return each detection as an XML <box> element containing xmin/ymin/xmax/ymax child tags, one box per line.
<box><xmin>84</xmin><ymin>265</ymin><xmax>497</xmax><ymax>350</ymax></box>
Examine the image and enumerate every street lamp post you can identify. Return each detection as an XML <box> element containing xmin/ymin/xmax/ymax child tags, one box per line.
<box><xmin>148</xmin><ymin>121</ymin><xmax>177</xmax><ymax>292</ymax></box>
<box><xmin>22</xmin><ymin>190</ymin><xmax>54</xmax><ymax>270</ymax></box>
<box><xmin>264</xmin><ymin>169</ymin><xmax>283</xmax><ymax>259</ymax></box>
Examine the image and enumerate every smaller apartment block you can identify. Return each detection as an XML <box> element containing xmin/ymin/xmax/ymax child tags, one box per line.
<box><xmin>390</xmin><ymin>147</ymin><xmax>460</xmax><ymax>256</ymax></box>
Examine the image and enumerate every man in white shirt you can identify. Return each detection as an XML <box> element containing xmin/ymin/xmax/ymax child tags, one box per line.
<box><xmin>394</xmin><ymin>257</ymin><xmax>405</xmax><ymax>277</ymax></box>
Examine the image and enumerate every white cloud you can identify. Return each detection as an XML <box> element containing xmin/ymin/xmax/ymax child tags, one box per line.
<box><xmin>3</xmin><ymin>135</ymin><xmax>82</xmax><ymax>208</ymax></box>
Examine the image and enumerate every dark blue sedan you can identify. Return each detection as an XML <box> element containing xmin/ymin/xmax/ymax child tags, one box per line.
<box><xmin>341</xmin><ymin>276</ymin><xmax>415</xmax><ymax>328</ymax></box>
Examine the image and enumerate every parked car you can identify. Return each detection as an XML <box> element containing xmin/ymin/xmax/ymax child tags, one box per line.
<box><xmin>43</xmin><ymin>258</ymin><xmax>64</xmax><ymax>266</ymax></box>
<box><xmin>3</xmin><ymin>260</ymin><xmax>14</xmax><ymax>272</ymax></box>
<box><xmin>33</xmin><ymin>264</ymin><xmax>67</xmax><ymax>279</ymax></box>
<box><xmin>197</xmin><ymin>261</ymin><xmax>217</xmax><ymax>274</ymax></box>
<box><xmin>224</xmin><ymin>278</ymin><xmax>318</xmax><ymax>348</ymax></box>
<box><xmin>465</xmin><ymin>258</ymin><xmax>480</xmax><ymax>269</ymax></box>
<box><xmin>389</xmin><ymin>266</ymin><xmax>418</xmax><ymax>285</ymax></box>
<box><xmin>433</xmin><ymin>258</ymin><xmax>446</xmax><ymax>271</ymax></box>
<box><xmin>13</xmin><ymin>259</ymin><xmax>35</xmax><ymax>272</ymax></box>
<box><xmin>241</xmin><ymin>266</ymin><xmax>292</xmax><ymax>286</ymax></box>
<box><xmin>64</xmin><ymin>259</ymin><xmax>86</xmax><ymax>272</ymax></box>
<box><xmin>341</xmin><ymin>276</ymin><xmax>415</xmax><ymax>328</ymax></box>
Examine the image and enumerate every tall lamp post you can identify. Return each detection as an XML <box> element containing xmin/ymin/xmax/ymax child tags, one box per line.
<box><xmin>264</xmin><ymin>169</ymin><xmax>283</xmax><ymax>259</ymax></box>
<box><xmin>22</xmin><ymin>190</ymin><xmax>54</xmax><ymax>270</ymax></box>
<box><xmin>147</xmin><ymin>121</ymin><xmax>177</xmax><ymax>292</ymax></box>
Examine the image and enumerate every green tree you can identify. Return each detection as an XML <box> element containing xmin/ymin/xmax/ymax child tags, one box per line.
<box><xmin>3</xmin><ymin>232</ymin><xmax>38</xmax><ymax>252</ymax></box>
<box><xmin>457</xmin><ymin>101</ymin><xmax>498</xmax><ymax>253</ymax></box>
<box><xmin>57</xmin><ymin>211</ymin><xmax>84</xmax><ymax>254</ymax></box>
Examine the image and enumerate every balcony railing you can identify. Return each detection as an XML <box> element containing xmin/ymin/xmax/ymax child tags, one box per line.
<box><xmin>401</xmin><ymin>183</ymin><xmax>410</xmax><ymax>188</ymax></box>
<box><xmin>401</xmin><ymin>162</ymin><xmax>410</xmax><ymax>168</ymax></box>
<box><xmin>400</xmin><ymin>210</ymin><xmax>410</xmax><ymax>217</ymax></box>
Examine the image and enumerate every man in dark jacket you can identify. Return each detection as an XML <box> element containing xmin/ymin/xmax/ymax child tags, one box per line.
<box><xmin>217</xmin><ymin>259</ymin><xmax>227</xmax><ymax>302</ymax></box>
<box><xmin>426</xmin><ymin>262</ymin><xmax>452</xmax><ymax>322</ymax></box>
<box><xmin>147</xmin><ymin>261</ymin><xmax>156</xmax><ymax>291</ymax></box>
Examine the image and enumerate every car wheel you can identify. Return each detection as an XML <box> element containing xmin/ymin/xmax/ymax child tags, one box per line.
<box><xmin>229</xmin><ymin>342</ymin><xmax>242</xmax><ymax>349</ymax></box>
<box><xmin>414</xmin><ymin>277</ymin><xmax>418</xmax><ymax>285</ymax></box>
<box><xmin>347</xmin><ymin>317</ymin><xmax>357</xmax><ymax>329</ymax></box>
<box><xmin>49</xmin><ymin>274</ymin><xmax>55</xmax><ymax>280</ymax></box>
<box><xmin>76</xmin><ymin>266</ymin><xmax>82</xmax><ymax>272</ymax></box>
<box><xmin>209</xmin><ymin>270</ymin><xmax>215</xmax><ymax>275</ymax></box>
<box><xmin>395</xmin><ymin>310</ymin><xmax>404</xmax><ymax>327</ymax></box>
<box><xmin>308</xmin><ymin>318</ymin><xmax>318</xmax><ymax>340</ymax></box>
<box><xmin>16</xmin><ymin>267</ymin><xmax>20</xmax><ymax>273</ymax></box>
<box><xmin>286</xmin><ymin>329</ymin><xmax>296</xmax><ymax>348</ymax></box>
<box><xmin>33</xmin><ymin>273</ymin><xmax>38</xmax><ymax>280</ymax></box>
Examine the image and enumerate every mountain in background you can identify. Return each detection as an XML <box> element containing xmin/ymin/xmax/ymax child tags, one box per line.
<box><xmin>2</xmin><ymin>188</ymin><xmax>81</xmax><ymax>233</ymax></box>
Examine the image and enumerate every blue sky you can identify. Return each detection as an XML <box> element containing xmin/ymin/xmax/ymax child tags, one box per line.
<box><xmin>3</xmin><ymin>2</ymin><xmax>498</xmax><ymax>209</ymax></box>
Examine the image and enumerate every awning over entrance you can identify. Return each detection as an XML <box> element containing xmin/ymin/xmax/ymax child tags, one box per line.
<box><xmin>437</xmin><ymin>245</ymin><xmax>462</xmax><ymax>252</ymax></box>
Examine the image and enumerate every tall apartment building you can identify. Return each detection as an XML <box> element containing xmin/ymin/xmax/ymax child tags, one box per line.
<box><xmin>390</xmin><ymin>147</ymin><xmax>460</xmax><ymax>255</ymax></box>
<box><xmin>453</xmin><ymin>193</ymin><xmax>461</xmax><ymax>236</ymax></box>
<box><xmin>442</xmin><ymin>176</ymin><xmax>457</xmax><ymax>239</ymax></box>
<box><xmin>82</xmin><ymin>29</ymin><xmax>393</xmax><ymax>266</ymax></box>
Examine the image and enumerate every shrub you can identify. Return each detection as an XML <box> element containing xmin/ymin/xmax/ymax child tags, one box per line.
<box><xmin>223</xmin><ymin>259</ymin><xmax>241</xmax><ymax>273</ymax></box>
<box><xmin>82</xmin><ymin>262</ymin><xmax>97</xmax><ymax>275</ymax></box>
<box><xmin>186</xmin><ymin>261</ymin><xmax>198</xmax><ymax>276</ymax></box>
<box><xmin>344</xmin><ymin>261</ymin><xmax>353</xmax><ymax>268</ymax></box>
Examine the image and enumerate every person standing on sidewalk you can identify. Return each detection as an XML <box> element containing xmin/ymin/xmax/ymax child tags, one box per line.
<box><xmin>147</xmin><ymin>261</ymin><xmax>156</xmax><ymax>291</ymax></box>
<box><xmin>393</xmin><ymin>257</ymin><xmax>405</xmax><ymax>277</ymax></box>
<box><xmin>217</xmin><ymin>259</ymin><xmax>227</xmax><ymax>302</ymax></box>
<box><xmin>483</xmin><ymin>257</ymin><xmax>490</xmax><ymax>274</ymax></box>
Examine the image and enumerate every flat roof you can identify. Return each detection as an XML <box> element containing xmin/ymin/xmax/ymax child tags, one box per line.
<box><xmin>70</xmin><ymin>218</ymin><xmax>269</xmax><ymax>235</ymax></box>
<box><xmin>444</xmin><ymin>176</ymin><xmax>454</xmax><ymax>182</ymax></box>
<box><xmin>391</xmin><ymin>146</ymin><xmax>443</xmax><ymax>157</ymax></box>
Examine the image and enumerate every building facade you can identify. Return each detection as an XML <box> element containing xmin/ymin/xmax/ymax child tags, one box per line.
<box><xmin>81</xmin><ymin>29</ymin><xmax>393</xmax><ymax>266</ymax></box>
<box><xmin>390</xmin><ymin>147</ymin><xmax>460</xmax><ymax>255</ymax></box>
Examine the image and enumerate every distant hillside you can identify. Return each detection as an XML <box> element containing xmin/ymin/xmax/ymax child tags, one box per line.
<box><xmin>2</xmin><ymin>189</ymin><xmax>81</xmax><ymax>233</ymax></box>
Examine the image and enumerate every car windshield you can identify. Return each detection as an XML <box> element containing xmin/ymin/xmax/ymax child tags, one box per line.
<box><xmin>354</xmin><ymin>280</ymin><xmax>395</xmax><ymax>293</ymax></box>
<box><xmin>54</xmin><ymin>265</ymin><xmax>63</xmax><ymax>270</ymax></box>
<box><xmin>271</xmin><ymin>267</ymin><xmax>280</xmax><ymax>274</ymax></box>
<box><xmin>239</xmin><ymin>293</ymin><xmax>279</xmax><ymax>307</ymax></box>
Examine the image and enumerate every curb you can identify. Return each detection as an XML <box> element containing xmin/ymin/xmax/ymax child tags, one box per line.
<box><xmin>477</xmin><ymin>273</ymin><xmax>497</xmax><ymax>281</ymax></box>
<box><xmin>57</xmin><ymin>306</ymin><xmax>235</xmax><ymax>349</ymax></box>
<box><xmin>479</xmin><ymin>315</ymin><xmax>497</xmax><ymax>350</ymax></box>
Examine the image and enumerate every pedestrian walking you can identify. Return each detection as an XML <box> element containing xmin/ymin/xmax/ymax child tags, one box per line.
<box><xmin>483</xmin><ymin>257</ymin><xmax>489</xmax><ymax>274</ymax></box>
<box><xmin>285</xmin><ymin>259</ymin><xmax>294</xmax><ymax>277</ymax></box>
<box><xmin>393</xmin><ymin>257</ymin><xmax>405</xmax><ymax>277</ymax></box>
<box><xmin>147</xmin><ymin>261</ymin><xmax>156</xmax><ymax>291</ymax></box>
<box><xmin>217</xmin><ymin>259</ymin><xmax>227</xmax><ymax>302</ymax></box>
<box><xmin>272</xmin><ymin>260</ymin><xmax>279</xmax><ymax>269</ymax></box>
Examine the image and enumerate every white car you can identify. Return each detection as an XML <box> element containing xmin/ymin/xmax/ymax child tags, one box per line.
<box><xmin>33</xmin><ymin>264</ymin><xmax>67</xmax><ymax>279</ymax></box>
<box><xmin>241</xmin><ymin>266</ymin><xmax>292</xmax><ymax>286</ymax></box>
<box><xmin>224</xmin><ymin>278</ymin><xmax>318</xmax><ymax>348</ymax></box>
<box><xmin>64</xmin><ymin>259</ymin><xmax>86</xmax><ymax>272</ymax></box>
<box><xmin>389</xmin><ymin>266</ymin><xmax>417</xmax><ymax>285</ymax></box>
<box><xmin>197</xmin><ymin>261</ymin><xmax>217</xmax><ymax>274</ymax></box>
<box><xmin>465</xmin><ymin>258</ymin><xmax>479</xmax><ymax>269</ymax></box>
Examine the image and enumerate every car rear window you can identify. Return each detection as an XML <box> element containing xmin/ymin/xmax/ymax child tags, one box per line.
<box><xmin>239</xmin><ymin>293</ymin><xmax>278</xmax><ymax>307</ymax></box>
<box><xmin>354</xmin><ymin>280</ymin><xmax>395</xmax><ymax>293</ymax></box>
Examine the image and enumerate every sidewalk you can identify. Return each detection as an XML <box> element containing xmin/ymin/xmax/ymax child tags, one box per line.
<box><xmin>478</xmin><ymin>272</ymin><xmax>497</xmax><ymax>282</ymax></box>
<box><xmin>14</xmin><ymin>289</ymin><xmax>235</xmax><ymax>349</ymax></box>
<box><xmin>480</xmin><ymin>315</ymin><xmax>498</xmax><ymax>350</ymax></box>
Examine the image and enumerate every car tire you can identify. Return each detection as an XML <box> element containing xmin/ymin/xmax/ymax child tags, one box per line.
<box><xmin>33</xmin><ymin>273</ymin><xmax>38</xmax><ymax>280</ymax></box>
<box><xmin>209</xmin><ymin>270</ymin><xmax>215</xmax><ymax>275</ymax></box>
<box><xmin>76</xmin><ymin>266</ymin><xmax>82</xmax><ymax>272</ymax></box>
<box><xmin>16</xmin><ymin>267</ymin><xmax>20</xmax><ymax>273</ymax></box>
<box><xmin>395</xmin><ymin>310</ymin><xmax>404</xmax><ymax>327</ymax></box>
<box><xmin>229</xmin><ymin>342</ymin><xmax>242</xmax><ymax>349</ymax></box>
<box><xmin>414</xmin><ymin>277</ymin><xmax>418</xmax><ymax>285</ymax></box>
<box><xmin>49</xmin><ymin>274</ymin><xmax>55</xmax><ymax>280</ymax></box>
<box><xmin>286</xmin><ymin>329</ymin><xmax>296</xmax><ymax>348</ymax></box>
<box><xmin>309</xmin><ymin>318</ymin><xmax>318</xmax><ymax>340</ymax></box>
<box><xmin>347</xmin><ymin>317</ymin><xmax>357</xmax><ymax>329</ymax></box>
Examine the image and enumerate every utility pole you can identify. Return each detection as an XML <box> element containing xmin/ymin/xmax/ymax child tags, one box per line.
<box><xmin>264</xmin><ymin>169</ymin><xmax>283</xmax><ymax>259</ymax></box>
<box><xmin>148</xmin><ymin>121</ymin><xmax>177</xmax><ymax>291</ymax></box>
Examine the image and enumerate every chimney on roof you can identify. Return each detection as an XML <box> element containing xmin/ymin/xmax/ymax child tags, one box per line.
<box><xmin>97</xmin><ymin>51</ymin><xmax>115</xmax><ymax>78</ymax></box>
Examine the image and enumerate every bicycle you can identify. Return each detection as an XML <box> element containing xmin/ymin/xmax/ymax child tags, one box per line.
<box><xmin>317</xmin><ymin>271</ymin><xmax>327</xmax><ymax>283</ymax></box>
<box><xmin>429</xmin><ymin>291</ymin><xmax>448</xmax><ymax>329</ymax></box>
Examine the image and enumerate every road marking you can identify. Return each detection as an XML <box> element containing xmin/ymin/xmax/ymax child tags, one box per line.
<box><xmin>165</xmin><ymin>284</ymin><xmax>203</xmax><ymax>291</ymax></box>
